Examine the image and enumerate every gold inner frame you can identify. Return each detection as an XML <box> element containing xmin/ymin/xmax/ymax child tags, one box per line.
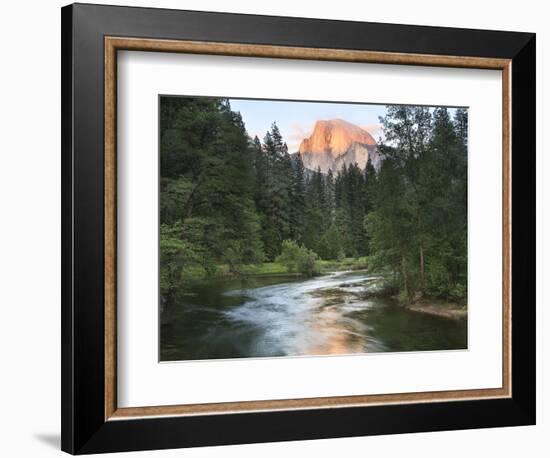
<box><xmin>104</xmin><ymin>36</ymin><xmax>512</xmax><ymax>421</ymax></box>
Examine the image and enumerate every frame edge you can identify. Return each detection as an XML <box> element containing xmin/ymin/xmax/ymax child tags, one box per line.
<box><xmin>63</xmin><ymin>3</ymin><xmax>536</xmax><ymax>453</ymax></box>
<box><xmin>61</xmin><ymin>3</ymin><xmax>75</xmax><ymax>454</ymax></box>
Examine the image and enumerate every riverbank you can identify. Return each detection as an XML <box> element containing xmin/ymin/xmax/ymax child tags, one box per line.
<box><xmin>179</xmin><ymin>262</ymin><xmax>467</xmax><ymax>322</ymax></box>
<box><xmin>361</xmin><ymin>279</ymin><xmax>467</xmax><ymax>320</ymax></box>
<box><xmin>182</xmin><ymin>257</ymin><xmax>369</xmax><ymax>282</ymax></box>
<box><xmin>405</xmin><ymin>300</ymin><xmax>467</xmax><ymax>320</ymax></box>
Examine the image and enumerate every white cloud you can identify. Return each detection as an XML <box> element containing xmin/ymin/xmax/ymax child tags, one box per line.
<box><xmin>287</xmin><ymin>121</ymin><xmax>314</xmax><ymax>152</ymax></box>
<box><xmin>361</xmin><ymin>123</ymin><xmax>385</xmax><ymax>143</ymax></box>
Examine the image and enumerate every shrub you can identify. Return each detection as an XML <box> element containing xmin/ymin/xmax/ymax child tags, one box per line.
<box><xmin>275</xmin><ymin>240</ymin><xmax>320</xmax><ymax>277</ymax></box>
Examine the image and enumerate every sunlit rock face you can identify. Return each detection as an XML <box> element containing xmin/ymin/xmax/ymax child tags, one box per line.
<box><xmin>298</xmin><ymin>119</ymin><xmax>381</xmax><ymax>173</ymax></box>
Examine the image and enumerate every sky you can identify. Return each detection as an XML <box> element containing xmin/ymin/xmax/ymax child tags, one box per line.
<box><xmin>229</xmin><ymin>98</ymin><xmax>387</xmax><ymax>152</ymax></box>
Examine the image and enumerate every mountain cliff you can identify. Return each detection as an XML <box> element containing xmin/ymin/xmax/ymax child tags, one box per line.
<box><xmin>298</xmin><ymin>119</ymin><xmax>381</xmax><ymax>173</ymax></box>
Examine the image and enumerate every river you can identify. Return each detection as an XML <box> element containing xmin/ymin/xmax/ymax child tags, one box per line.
<box><xmin>160</xmin><ymin>270</ymin><xmax>467</xmax><ymax>361</ymax></box>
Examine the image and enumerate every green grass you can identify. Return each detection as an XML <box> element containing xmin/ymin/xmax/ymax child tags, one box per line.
<box><xmin>239</xmin><ymin>262</ymin><xmax>290</xmax><ymax>276</ymax></box>
<box><xmin>181</xmin><ymin>257</ymin><xmax>369</xmax><ymax>282</ymax></box>
<box><xmin>318</xmin><ymin>257</ymin><xmax>369</xmax><ymax>272</ymax></box>
<box><xmin>181</xmin><ymin>262</ymin><xmax>291</xmax><ymax>281</ymax></box>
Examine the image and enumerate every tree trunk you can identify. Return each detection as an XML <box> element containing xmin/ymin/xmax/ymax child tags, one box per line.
<box><xmin>401</xmin><ymin>255</ymin><xmax>409</xmax><ymax>302</ymax></box>
<box><xmin>419</xmin><ymin>245</ymin><xmax>425</xmax><ymax>294</ymax></box>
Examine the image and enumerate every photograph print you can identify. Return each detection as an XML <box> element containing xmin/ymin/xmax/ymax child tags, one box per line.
<box><xmin>159</xmin><ymin>96</ymin><xmax>468</xmax><ymax>362</ymax></box>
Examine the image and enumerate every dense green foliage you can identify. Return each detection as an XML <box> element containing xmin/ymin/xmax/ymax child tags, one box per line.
<box><xmin>160</xmin><ymin>97</ymin><xmax>264</xmax><ymax>301</ymax></box>
<box><xmin>275</xmin><ymin>240</ymin><xmax>320</xmax><ymax>277</ymax></box>
<box><xmin>366</xmin><ymin>106</ymin><xmax>468</xmax><ymax>303</ymax></box>
<box><xmin>160</xmin><ymin>96</ymin><xmax>467</xmax><ymax>305</ymax></box>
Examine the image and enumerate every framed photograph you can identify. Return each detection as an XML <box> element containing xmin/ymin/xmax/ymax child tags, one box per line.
<box><xmin>61</xmin><ymin>3</ymin><xmax>536</xmax><ymax>454</ymax></box>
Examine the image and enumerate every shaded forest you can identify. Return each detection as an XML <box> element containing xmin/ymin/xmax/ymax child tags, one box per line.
<box><xmin>160</xmin><ymin>97</ymin><xmax>467</xmax><ymax>306</ymax></box>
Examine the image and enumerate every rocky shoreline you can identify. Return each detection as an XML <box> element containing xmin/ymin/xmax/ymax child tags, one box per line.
<box><xmin>306</xmin><ymin>273</ymin><xmax>467</xmax><ymax>321</ymax></box>
<box><xmin>404</xmin><ymin>300</ymin><xmax>467</xmax><ymax>320</ymax></box>
<box><xmin>360</xmin><ymin>278</ymin><xmax>467</xmax><ymax>320</ymax></box>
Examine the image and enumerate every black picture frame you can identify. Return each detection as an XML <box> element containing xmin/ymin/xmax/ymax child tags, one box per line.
<box><xmin>61</xmin><ymin>3</ymin><xmax>536</xmax><ymax>454</ymax></box>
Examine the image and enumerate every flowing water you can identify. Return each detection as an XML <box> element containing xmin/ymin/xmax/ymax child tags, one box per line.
<box><xmin>160</xmin><ymin>270</ymin><xmax>467</xmax><ymax>361</ymax></box>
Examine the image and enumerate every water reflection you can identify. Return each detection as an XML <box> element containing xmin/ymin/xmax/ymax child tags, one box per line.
<box><xmin>160</xmin><ymin>271</ymin><xmax>467</xmax><ymax>361</ymax></box>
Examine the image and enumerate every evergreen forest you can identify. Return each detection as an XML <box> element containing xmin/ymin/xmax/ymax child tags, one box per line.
<box><xmin>160</xmin><ymin>96</ymin><xmax>468</xmax><ymax>308</ymax></box>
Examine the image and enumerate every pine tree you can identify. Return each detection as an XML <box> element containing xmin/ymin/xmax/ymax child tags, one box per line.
<box><xmin>289</xmin><ymin>153</ymin><xmax>307</xmax><ymax>242</ymax></box>
<box><xmin>453</xmin><ymin>108</ymin><xmax>468</xmax><ymax>153</ymax></box>
<box><xmin>258</xmin><ymin>123</ymin><xmax>293</xmax><ymax>259</ymax></box>
<box><xmin>367</xmin><ymin>106</ymin><xmax>434</xmax><ymax>300</ymax></box>
<box><xmin>325</xmin><ymin>168</ymin><xmax>335</xmax><ymax>217</ymax></box>
<box><xmin>159</xmin><ymin>96</ymin><xmax>265</xmax><ymax>301</ymax></box>
<box><xmin>367</xmin><ymin>105</ymin><xmax>467</xmax><ymax>302</ymax></box>
<box><xmin>302</xmin><ymin>167</ymin><xmax>326</xmax><ymax>253</ymax></box>
<box><xmin>346</xmin><ymin>163</ymin><xmax>368</xmax><ymax>257</ymax></box>
<box><xmin>421</xmin><ymin>107</ymin><xmax>467</xmax><ymax>299</ymax></box>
